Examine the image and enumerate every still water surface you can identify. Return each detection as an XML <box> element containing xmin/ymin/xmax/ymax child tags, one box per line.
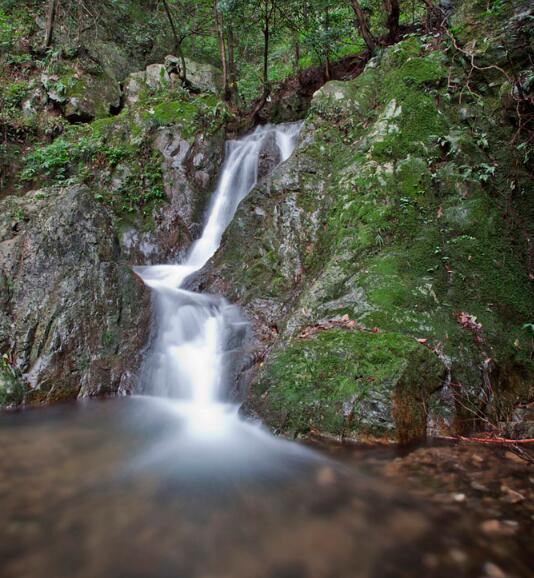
<box><xmin>1</xmin><ymin>397</ymin><xmax>531</xmax><ymax>578</ymax></box>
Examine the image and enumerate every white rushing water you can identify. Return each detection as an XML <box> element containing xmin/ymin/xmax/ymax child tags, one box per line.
<box><xmin>135</xmin><ymin>123</ymin><xmax>301</xmax><ymax>410</ymax></box>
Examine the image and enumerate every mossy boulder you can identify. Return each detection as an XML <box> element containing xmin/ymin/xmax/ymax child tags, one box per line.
<box><xmin>206</xmin><ymin>35</ymin><xmax>534</xmax><ymax>442</ymax></box>
<box><xmin>255</xmin><ymin>329</ymin><xmax>443</xmax><ymax>442</ymax></box>
<box><xmin>62</xmin><ymin>71</ymin><xmax>121</xmax><ymax>122</ymax></box>
<box><xmin>41</xmin><ymin>59</ymin><xmax>121</xmax><ymax>122</ymax></box>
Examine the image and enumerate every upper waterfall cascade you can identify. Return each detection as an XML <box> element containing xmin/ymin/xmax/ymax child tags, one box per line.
<box><xmin>135</xmin><ymin>122</ymin><xmax>301</xmax><ymax>404</ymax></box>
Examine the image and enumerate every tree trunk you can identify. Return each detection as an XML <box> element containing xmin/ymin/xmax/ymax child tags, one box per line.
<box><xmin>262</xmin><ymin>1</ymin><xmax>270</xmax><ymax>97</ymax></box>
<box><xmin>324</xmin><ymin>6</ymin><xmax>331</xmax><ymax>80</ymax></box>
<box><xmin>162</xmin><ymin>0</ymin><xmax>187</xmax><ymax>81</ymax></box>
<box><xmin>294</xmin><ymin>36</ymin><xmax>300</xmax><ymax>73</ymax></box>
<box><xmin>384</xmin><ymin>0</ymin><xmax>400</xmax><ymax>41</ymax></box>
<box><xmin>227</xmin><ymin>27</ymin><xmax>239</xmax><ymax>105</ymax></box>
<box><xmin>44</xmin><ymin>0</ymin><xmax>59</xmax><ymax>48</ymax></box>
<box><xmin>349</xmin><ymin>0</ymin><xmax>376</xmax><ymax>52</ymax></box>
<box><xmin>213</xmin><ymin>2</ymin><xmax>230</xmax><ymax>101</ymax></box>
<box><xmin>176</xmin><ymin>41</ymin><xmax>188</xmax><ymax>84</ymax></box>
<box><xmin>420</xmin><ymin>0</ymin><xmax>445</xmax><ymax>29</ymax></box>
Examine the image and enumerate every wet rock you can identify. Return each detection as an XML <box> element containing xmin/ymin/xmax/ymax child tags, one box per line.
<box><xmin>480</xmin><ymin>519</ymin><xmax>518</xmax><ymax>536</ymax></box>
<box><xmin>153</xmin><ymin>126</ymin><xmax>224</xmax><ymax>250</ymax></box>
<box><xmin>0</xmin><ymin>357</ymin><xmax>25</xmax><ymax>406</ymax></box>
<box><xmin>203</xmin><ymin>36</ymin><xmax>534</xmax><ymax>443</ymax></box>
<box><xmin>448</xmin><ymin>548</ymin><xmax>468</xmax><ymax>565</ymax></box>
<box><xmin>316</xmin><ymin>466</ymin><xmax>336</xmax><ymax>487</ymax></box>
<box><xmin>0</xmin><ymin>185</ymin><xmax>149</xmax><ymax>401</ymax></box>
<box><xmin>257</xmin><ymin>132</ymin><xmax>282</xmax><ymax>181</ymax></box>
<box><xmin>470</xmin><ymin>481</ymin><xmax>489</xmax><ymax>492</ymax></box>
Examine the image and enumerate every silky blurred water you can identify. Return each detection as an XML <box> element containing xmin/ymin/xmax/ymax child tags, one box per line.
<box><xmin>2</xmin><ymin>123</ymin><xmax>531</xmax><ymax>578</ymax></box>
<box><xmin>1</xmin><ymin>398</ymin><xmax>531</xmax><ymax>578</ymax></box>
<box><xmin>134</xmin><ymin>123</ymin><xmax>301</xmax><ymax>402</ymax></box>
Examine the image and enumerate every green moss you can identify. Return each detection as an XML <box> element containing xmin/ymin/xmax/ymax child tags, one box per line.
<box><xmin>219</xmin><ymin>34</ymin><xmax>534</xmax><ymax>441</ymax></box>
<box><xmin>386</xmin><ymin>53</ymin><xmax>447</xmax><ymax>89</ymax></box>
<box><xmin>149</xmin><ymin>99</ymin><xmax>198</xmax><ymax>127</ymax></box>
<box><xmin>396</xmin><ymin>156</ymin><xmax>430</xmax><ymax>197</ymax></box>
<box><xmin>0</xmin><ymin>355</ymin><xmax>25</xmax><ymax>406</ymax></box>
<box><xmin>371</xmin><ymin>92</ymin><xmax>446</xmax><ymax>160</ymax></box>
<box><xmin>102</xmin><ymin>327</ymin><xmax>118</xmax><ymax>350</ymax></box>
<box><xmin>257</xmin><ymin>329</ymin><xmax>442</xmax><ymax>441</ymax></box>
<box><xmin>144</xmin><ymin>93</ymin><xmax>223</xmax><ymax>138</ymax></box>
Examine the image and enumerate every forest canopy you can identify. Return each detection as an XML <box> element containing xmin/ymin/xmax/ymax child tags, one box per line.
<box><xmin>1</xmin><ymin>0</ymin><xmax>439</xmax><ymax>106</ymax></box>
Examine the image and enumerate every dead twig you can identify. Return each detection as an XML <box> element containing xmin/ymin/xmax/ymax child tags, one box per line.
<box><xmin>437</xmin><ymin>435</ymin><xmax>534</xmax><ymax>445</ymax></box>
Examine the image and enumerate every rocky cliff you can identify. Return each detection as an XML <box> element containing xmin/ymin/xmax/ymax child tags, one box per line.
<box><xmin>202</xmin><ymin>1</ymin><xmax>534</xmax><ymax>442</ymax></box>
<box><xmin>1</xmin><ymin>0</ymin><xmax>532</xmax><ymax>446</ymax></box>
<box><xmin>0</xmin><ymin>3</ymin><xmax>225</xmax><ymax>404</ymax></box>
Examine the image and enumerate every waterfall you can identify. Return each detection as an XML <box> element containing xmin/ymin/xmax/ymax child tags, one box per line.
<box><xmin>135</xmin><ymin>122</ymin><xmax>301</xmax><ymax>407</ymax></box>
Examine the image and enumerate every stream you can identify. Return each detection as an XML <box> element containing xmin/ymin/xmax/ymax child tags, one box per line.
<box><xmin>1</xmin><ymin>124</ymin><xmax>532</xmax><ymax>578</ymax></box>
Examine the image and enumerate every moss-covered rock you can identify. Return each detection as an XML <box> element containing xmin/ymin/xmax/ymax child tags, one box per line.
<box><xmin>0</xmin><ymin>81</ymin><xmax>226</xmax><ymax>408</ymax></box>
<box><xmin>205</xmin><ymin>32</ymin><xmax>534</xmax><ymax>442</ymax></box>
<box><xmin>255</xmin><ymin>329</ymin><xmax>443</xmax><ymax>442</ymax></box>
<box><xmin>0</xmin><ymin>355</ymin><xmax>26</xmax><ymax>406</ymax></box>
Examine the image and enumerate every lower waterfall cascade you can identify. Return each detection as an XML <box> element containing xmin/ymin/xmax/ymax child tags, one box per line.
<box><xmin>1</xmin><ymin>121</ymin><xmax>530</xmax><ymax>578</ymax></box>
<box><xmin>134</xmin><ymin>122</ymin><xmax>301</xmax><ymax>420</ymax></box>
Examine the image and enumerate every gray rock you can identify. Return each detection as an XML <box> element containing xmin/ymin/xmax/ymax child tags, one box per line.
<box><xmin>124</xmin><ymin>71</ymin><xmax>146</xmax><ymax>105</ymax></box>
<box><xmin>124</xmin><ymin>58</ymin><xmax>222</xmax><ymax>105</ymax></box>
<box><xmin>145</xmin><ymin>64</ymin><xmax>171</xmax><ymax>90</ymax></box>
<box><xmin>152</xmin><ymin>126</ymin><xmax>224</xmax><ymax>252</ymax></box>
<box><xmin>182</xmin><ymin>57</ymin><xmax>222</xmax><ymax>93</ymax></box>
<box><xmin>0</xmin><ymin>185</ymin><xmax>149</xmax><ymax>402</ymax></box>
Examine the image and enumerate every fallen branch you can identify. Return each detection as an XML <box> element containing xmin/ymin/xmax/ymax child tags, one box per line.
<box><xmin>437</xmin><ymin>435</ymin><xmax>534</xmax><ymax>445</ymax></box>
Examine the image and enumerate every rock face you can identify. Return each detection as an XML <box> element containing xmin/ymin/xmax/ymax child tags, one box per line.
<box><xmin>0</xmin><ymin>185</ymin><xmax>148</xmax><ymax>403</ymax></box>
<box><xmin>116</xmin><ymin>127</ymin><xmax>225</xmax><ymax>265</ymax></box>
<box><xmin>0</xmin><ymin>126</ymin><xmax>223</xmax><ymax>406</ymax></box>
<box><xmin>203</xmin><ymin>34</ymin><xmax>534</xmax><ymax>443</ymax></box>
<box><xmin>153</xmin><ymin>128</ymin><xmax>224</xmax><ymax>243</ymax></box>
